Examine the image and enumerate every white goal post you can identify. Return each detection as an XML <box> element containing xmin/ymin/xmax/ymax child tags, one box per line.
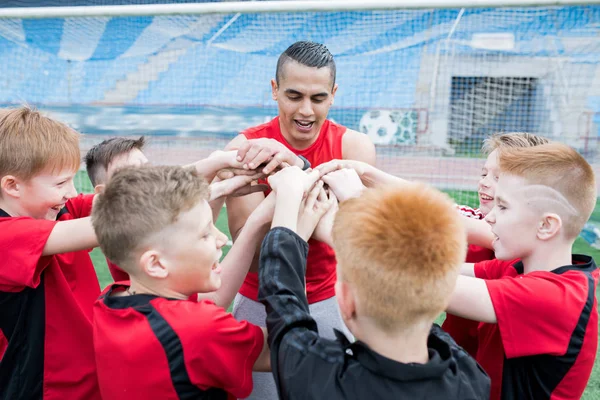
<box><xmin>1</xmin><ymin>0</ymin><xmax>600</xmax><ymax>19</ymax></box>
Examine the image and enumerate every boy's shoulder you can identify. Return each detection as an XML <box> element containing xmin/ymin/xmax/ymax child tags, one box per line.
<box><xmin>96</xmin><ymin>285</ymin><xmax>256</xmax><ymax>336</ymax></box>
<box><xmin>474</xmin><ymin>258</ymin><xmax>520</xmax><ymax>280</ymax></box>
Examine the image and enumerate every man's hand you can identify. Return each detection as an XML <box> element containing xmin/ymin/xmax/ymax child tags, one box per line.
<box><xmin>297</xmin><ymin>183</ymin><xmax>335</xmax><ymax>242</ymax></box>
<box><xmin>311</xmin><ymin>189</ymin><xmax>338</xmax><ymax>247</ymax></box>
<box><xmin>236</xmin><ymin>138</ymin><xmax>303</xmax><ymax>174</ymax></box>
<box><xmin>321</xmin><ymin>168</ymin><xmax>366</xmax><ymax>202</ymax></box>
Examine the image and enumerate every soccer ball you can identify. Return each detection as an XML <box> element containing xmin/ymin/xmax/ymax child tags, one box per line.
<box><xmin>359</xmin><ymin>110</ymin><xmax>399</xmax><ymax>145</ymax></box>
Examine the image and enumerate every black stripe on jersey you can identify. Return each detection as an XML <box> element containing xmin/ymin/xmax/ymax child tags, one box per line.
<box><xmin>138</xmin><ymin>304</ymin><xmax>227</xmax><ymax>400</ymax></box>
<box><xmin>0</xmin><ymin>275</ymin><xmax>46</xmax><ymax>400</ymax></box>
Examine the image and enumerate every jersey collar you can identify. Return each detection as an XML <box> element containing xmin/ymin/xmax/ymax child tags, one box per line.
<box><xmin>335</xmin><ymin>327</ymin><xmax>453</xmax><ymax>381</ymax></box>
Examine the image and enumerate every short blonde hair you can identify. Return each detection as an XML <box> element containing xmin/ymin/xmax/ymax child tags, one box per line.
<box><xmin>0</xmin><ymin>106</ymin><xmax>80</xmax><ymax>180</ymax></box>
<box><xmin>332</xmin><ymin>183</ymin><xmax>466</xmax><ymax>332</ymax></box>
<box><xmin>498</xmin><ymin>142</ymin><xmax>596</xmax><ymax>239</ymax></box>
<box><xmin>482</xmin><ymin>132</ymin><xmax>549</xmax><ymax>155</ymax></box>
<box><xmin>92</xmin><ymin>165</ymin><xmax>210</xmax><ymax>270</ymax></box>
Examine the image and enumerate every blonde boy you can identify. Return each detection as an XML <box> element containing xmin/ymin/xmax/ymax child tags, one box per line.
<box><xmin>92</xmin><ymin>165</ymin><xmax>271</xmax><ymax>400</ymax></box>
<box><xmin>258</xmin><ymin>166</ymin><xmax>490</xmax><ymax>399</ymax></box>
<box><xmin>444</xmin><ymin>132</ymin><xmax>549</xmax><ymax>356</ymax></box>
<box><xmin>448</xmin><ymin>142</ymin><xmax>598</xmax><ymax>400</ymax></box>
<box><xmin>0</xmin><ymin>106</ymin><xmax>101</xmax><ymax>399</ymax></box>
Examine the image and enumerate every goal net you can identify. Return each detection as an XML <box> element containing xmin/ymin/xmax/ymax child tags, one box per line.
<box><xmin>0</xmin><ymin>0</ymin><xmax>599</xmax><ymax>207</ymax></box>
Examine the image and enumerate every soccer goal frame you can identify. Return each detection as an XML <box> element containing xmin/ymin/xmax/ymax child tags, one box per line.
<box><xmin>0</xmin><ymin>0</ymin><xmax>599</xmax><ymax>19</ymax></box>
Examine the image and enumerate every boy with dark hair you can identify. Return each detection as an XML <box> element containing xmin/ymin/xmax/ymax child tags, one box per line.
<box><xmin>92</xmin><ymin>165</ymin><xmax>278</xmax><ymax>399</ymax></box>
<box><xmin>0</xmin><ymin>106</ymin><xmax>101</xmax><ymax>399</ymax></box>
<box><xmin>448</xmin><ymin>142</ymin><xmax>598</xmax><ymax>400</ymax></box>
<box><xmin>258</xmin><ymin>166</ymin><xmax>490</xmax><ymax>399</ymax></box>
<box><xmin>84</xmin><ymin>136</ymin><xmax>148</xmax><ymax>191</ymax></box>
<box><xmin>84</xmin><ymin>136</ymin><xmax>149</xmax><ymax>281</ymax></box>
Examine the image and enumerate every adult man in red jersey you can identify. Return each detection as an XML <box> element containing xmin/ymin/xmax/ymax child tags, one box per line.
<box><xmin>224</xmin><ymin>41</ymin><xmax>376</xmax><ymax>399</ymax></box>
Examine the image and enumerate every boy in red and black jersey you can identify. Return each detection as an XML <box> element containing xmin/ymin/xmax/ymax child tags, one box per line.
<box><xmin>92</xmin><ymin>165</ymin><xmax>272</xmax><ymax>400</ymax></box>
<box><xmin>0</xmin><ymin>106</ymin><xmax>101</xmax><ymax>400</ymax></box>
<box><xmin>443</xmin><ymin>133</ymin><xmax>549</xmax><ymax>357</ymax></box>
<box><xmin>447</xmin><ymin>142</ymin><xmax>599</xmax><ymax>400</ymax></box>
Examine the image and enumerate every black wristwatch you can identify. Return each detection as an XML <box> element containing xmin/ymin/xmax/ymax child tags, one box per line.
<box><xmin>297</xmin><ymin>155</ymin><xmax>311</xmax><ymax>171</ymax></box>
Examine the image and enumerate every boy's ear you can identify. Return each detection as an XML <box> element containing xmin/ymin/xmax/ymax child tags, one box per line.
<box><xmin>537</xmin><ymin>212</ymin><xmax>562</xmax><ymax>241</ymax></box>
<box><xmin>1</xmin><ymin>175</ymin><xmax>21</xmax><ymax>198</ymax></box>
<box><xmin>139</xmin><ymin>250</ymin><xmax>169</xmax><ymax>279</ymax></box>
<box><xmin>93</xmin><ymin>184</ymin><xmax>105</xmax><ymax>194</ymax></box>
<box><xmin>335</xmin><ymin>280</ymin><xmax>356</xmax><ymax>323</ymax></box>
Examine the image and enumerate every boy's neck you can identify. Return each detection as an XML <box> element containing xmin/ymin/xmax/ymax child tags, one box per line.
<box><xmin>0</xmin><ymin>199</ymin><xmax>19</xmax><ymax>217</ymax></box>
<box><xmin>127</xmin><ymin>279</ymin><xmax>189</xmax><ymax>300</ymax></box>
<box><xmin>521</xmin><ymin>240</ymin><xmax>574</xmax><ymax>274</ymax></box>
<box><xmin>354</xmin><ymin>318</ymin><xmax>430</xmax><ymax>364</ymax></box>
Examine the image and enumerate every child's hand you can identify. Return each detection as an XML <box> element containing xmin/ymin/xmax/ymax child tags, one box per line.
<box><xmin>321</xmin><ymin>168</ymin><xmax>366</xmax><ymax>202</ymax></box>
<box><xmin>317</xmin><ymin>159</ymin><xmax>368</xmax><ymax>178</ymax></box>
<box><xmin>209</xmin><ymin>172</ymin><xmax>267</xmax><ymax>201</ymax></box>
<box><xmin>297</xmin><ymin>181</ymin><xmax>335</xmax><ymax>242</ymax></box>
<box><xmin>311</xmin><ymin>189</ymin><xmax>338</xmax><ymax>247</ymax></box>
<box><xmin>215</xmin><ymin>167</ymin><xmax>260</xmax><ymax>180</ymax></box>
<box><xmin>268</xmin><ymin>166</ymin><xmax>320</xmax><ymax>195</ymax></box>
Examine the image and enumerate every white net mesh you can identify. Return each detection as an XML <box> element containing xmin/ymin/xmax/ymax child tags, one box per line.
<box><xmin>0</xmin><ymin>2</ymin><xmax>599</xmax><ymax>207</ymax></box>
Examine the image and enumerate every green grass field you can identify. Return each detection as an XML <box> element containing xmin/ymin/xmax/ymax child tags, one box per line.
<box><xmin>81</xmin><ymin>172</ymin><xmax>600</xmax><ymax>398</ymax></box>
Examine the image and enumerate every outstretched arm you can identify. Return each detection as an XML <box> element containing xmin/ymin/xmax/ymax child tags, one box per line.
<box><xmin>446</xmin><ymin>276</ymin><xmax>496</xmax><ymax>323</ymax></box>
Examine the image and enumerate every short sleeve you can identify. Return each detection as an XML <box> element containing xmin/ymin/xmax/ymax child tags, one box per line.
<box><xmin>65</xmin><ymin>194</ymin><xmax>95</xmax><ymax>219</ymax></box>
<box><xmin>474</xmin><ymin>259</ymin><xmax>505</xmax><ymax>280</ymax></box>
<box><xmin>177</xmin><ymin>302</ymin><xmax>264</xmax><ymax>398</ymax></box>
<box><xmin>0</xmin><ymin>217</ymin><xmax>57</xmax><ymax>291</ymax></box>
<box><xmin>486</xmin><ymin>272</ymin><xmax>590</xmax><ymax>358</ymax></box>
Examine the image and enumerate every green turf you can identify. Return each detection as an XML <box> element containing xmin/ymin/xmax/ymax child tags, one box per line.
<box><xmin>80</xmin><ymin>172</ymin><xmax>600</xmax><ymax>398</ymax></box>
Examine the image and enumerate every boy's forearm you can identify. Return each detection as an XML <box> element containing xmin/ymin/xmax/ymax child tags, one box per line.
<box><xmin>361</xmin><ymin>164</ymin><xmax>408</xmax><ymax>188</ymax></box>
<box><xmin>43</xmin><ymin>217</ymin><xmax>98</xmax><ymax>256</ymax></box>
<box><xmin>272</xmin><ymin>190</ymin><xmax>303</xmax><ymax>232</ymax></box>
<box><xmin>464</xmin><ymin>217</ymin><xmax>494</xmax><ymax>249</ymax></box>
<box><xmin>188</xmin><ymin>151</ymin><xmax>233</xmax><ymax>181</ymax></box>
<box><xmin>209</xmin><ymin>197</ymin><xmax>226</xmax><ymax>224</ymax></box>
<box><xmin>447</xmin><ymin>276</ymin><xmax>497</xmax><ymax>323</ymax></box>
<box><xmin>199</xmin><ymin>216</ymin><xmax>270</xmax><ymax>308</ymax></box>
<box><xmin>258</xmin><ymin>228</ymin><xmax>313</xmax><ymax>344</ymax></box>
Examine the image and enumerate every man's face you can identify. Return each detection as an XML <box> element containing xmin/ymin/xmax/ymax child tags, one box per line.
<box><xmin>272</xmin><ymin>61</ymin><xmax>337</xmax><ymax>150</ymax></box>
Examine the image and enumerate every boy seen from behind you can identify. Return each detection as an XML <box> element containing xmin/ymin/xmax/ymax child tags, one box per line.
<box><xmin>258</xmin><ymin>166</ymin><xmax>490</xmax><ymax>399</ymax></box>
<box><xmin>448</xmin><ymin>142</ymin><xmax>598</xmax><ymax>400</ymax></box>
<box><xmin>92</xmin><ymin>165</ymin><xmax>271</xmax><ymax>400</ymax></box>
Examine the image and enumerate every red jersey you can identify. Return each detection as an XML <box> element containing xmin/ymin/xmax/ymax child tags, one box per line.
<box><xmin>239</xmin><ymin>116</ymin><xmax>346</xmax><ymax>304</ymax></box>
<box><xmin>0</xmin><ymin>194</ymin><xmax>101</xmax><ymax>400</ymax></box>
<box><xmin>93</xmin><ymin>284</ymin><xmax>264</xmax><ymax>400</ymax></box>
<box><xmin>473</xmin><ymin>256</ymin><xmax>598</xmax><ymax>400</ymax></box>
<box><xmin>443</xmin><ymin>206</ymin><xmax>495</xmax><ymax>357</ymax></box>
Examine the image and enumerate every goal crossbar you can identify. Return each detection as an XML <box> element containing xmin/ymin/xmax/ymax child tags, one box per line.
<box><xmin>1</xmin><ymin>0</ymin><xmax>600</xmax><ymax>19</ymax></box>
